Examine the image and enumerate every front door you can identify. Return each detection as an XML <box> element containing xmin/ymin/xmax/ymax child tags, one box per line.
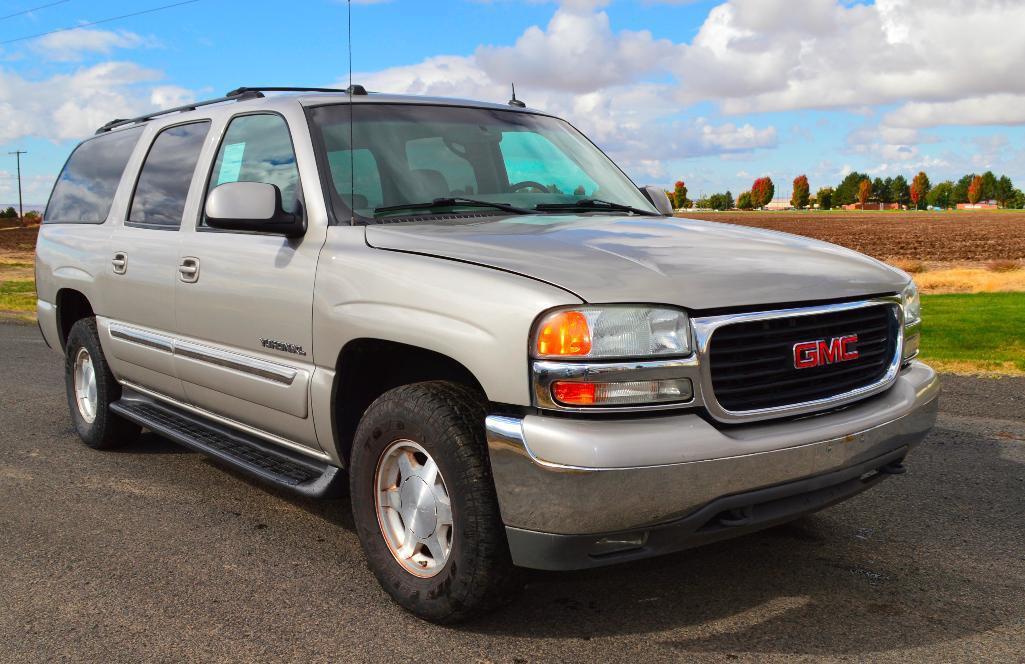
<box><xmin>173</xmin><ymin>111</ymin><xmax>324</xmax><ymax>449</ymax></box>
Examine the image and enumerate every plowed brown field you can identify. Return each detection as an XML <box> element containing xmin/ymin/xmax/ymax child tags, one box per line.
<box><xmin>678</xmin><ymin>210</ymin><xmax>1025</xmax><ymax>262</ymax></box>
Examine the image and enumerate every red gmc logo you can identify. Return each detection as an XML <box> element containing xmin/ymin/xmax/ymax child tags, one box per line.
<box><xmin>793</xmin><ymin>335</ymin><xmax>859</xmax><ymax>369</ymax></box>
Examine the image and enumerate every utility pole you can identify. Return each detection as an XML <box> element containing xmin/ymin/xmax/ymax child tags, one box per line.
<box><xmin>8</xmin><ymin>150</ymin><xmax>27</xmax><ymax>220</ymax></box>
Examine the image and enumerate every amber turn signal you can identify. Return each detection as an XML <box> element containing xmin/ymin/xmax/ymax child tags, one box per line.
<box><xmin>536</xmin><ymin>310</ymin><xmax>592</xmax><ymax>357</ymax></box>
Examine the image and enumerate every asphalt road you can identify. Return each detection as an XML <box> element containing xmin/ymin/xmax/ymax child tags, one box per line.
<box><xmin>2</xmin><ymin>321</ymin><xmax>1023</xmax><ymax>663</ymax></box>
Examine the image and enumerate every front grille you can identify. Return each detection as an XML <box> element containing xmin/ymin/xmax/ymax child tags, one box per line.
<box><xmin>708</xmin><ymin>304</ymin><xmax>899</xmax><ymax>412</ymax></box>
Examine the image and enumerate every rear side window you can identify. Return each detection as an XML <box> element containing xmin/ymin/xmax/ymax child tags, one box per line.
<box><xmin>204</xmin><ymin>114</ymin><xmax>300</xmax><ymax>226</ymax></box>
<box><xmin>128</xmin><ymin>121</ymin><xmax>211</xmax><ymax>229</ymax></box>
<box><xmin>44</xmin><ymin>127</ymin><xmax>143</xmax><ymax>224</ymax></box>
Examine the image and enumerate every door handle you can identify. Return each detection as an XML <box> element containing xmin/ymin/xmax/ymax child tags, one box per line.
<box><xmin>179</xmin><ymin>257</ymin><xmax>200</xmax><ymax>283</ymax></box>
<box><xmin>112</xmin><ymin>252</ymin><xmax>128</xmax><ymax>275</ymax></box>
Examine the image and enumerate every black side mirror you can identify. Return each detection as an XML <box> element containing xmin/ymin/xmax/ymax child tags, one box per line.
<box><xmin>640</xmin><ymin>185</ymin><xmax>674</xmax><ymax>216</ymax></box>
<box><xmin>205</xmin><ymin>182</ymin><xmax>306</xmax><ymax>237</ymax></box>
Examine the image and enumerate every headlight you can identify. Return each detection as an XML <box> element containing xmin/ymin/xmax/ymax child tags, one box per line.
<box><xmin>533</xmin><ymin>306</ymin><xmax>691</xmax><ymax>359</ymax></box>
<box><xmin>901</xmin><ymin>280</ymin><xmax>921</xmax><ymax>363</ymax></box>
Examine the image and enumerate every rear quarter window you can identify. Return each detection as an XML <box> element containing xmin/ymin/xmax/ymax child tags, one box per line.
<box><xmin>44</xmin><ymin>127</ymin><xmax>143</xmax><ymax>224</ymax></box>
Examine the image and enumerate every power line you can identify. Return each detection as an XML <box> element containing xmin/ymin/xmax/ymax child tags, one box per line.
<box><xmin>8</xmin><ymin>151</ymin><xmax>27</xmax><ymax>220</ymax></box>
<box><xmin>1</xmin><ymin>0</ymin><xmax>71</xmax><ymax>22</ymax></box>
<box><xmin>0</xmin><ymin>0</ymin><xmax>200</xmax><ymax>45</ymax></box>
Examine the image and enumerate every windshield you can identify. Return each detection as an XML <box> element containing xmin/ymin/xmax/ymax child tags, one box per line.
<box><xmin>307</xmin><ymin>103</ymin><xmax>657</xmax><ymax>221</ymax></box>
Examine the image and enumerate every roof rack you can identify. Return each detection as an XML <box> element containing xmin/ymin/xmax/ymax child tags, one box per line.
<box><xmin>95</xmin><ymin>85</ymin><xmax>370</xmax><ymax>135</ymax></box>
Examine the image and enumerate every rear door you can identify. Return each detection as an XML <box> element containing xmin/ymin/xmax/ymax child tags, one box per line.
<box><xmin>173</xmin><ymin>110</ymin><xmax>324</xmax><ymax>450</ymax></box>
<box><xmin>101</xmin><ymin>120</ymin><xmax>212</xmax><ymax>401</ymax></box>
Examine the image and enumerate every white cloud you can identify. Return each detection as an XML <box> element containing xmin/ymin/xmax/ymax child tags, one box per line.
<box><xmin>30</xmin><ymin>29</ymin><xmax>154</xmax><ymax>62</ymax></box>
<box><xmin>884</xmin><ymin>94</ymin><xmax>1025</xmax><ymax>129</ymax></box>
<box><xmin>0</xmin><ymin>62</ymin><xmax>192</xmax><ymax>142</ymax></box>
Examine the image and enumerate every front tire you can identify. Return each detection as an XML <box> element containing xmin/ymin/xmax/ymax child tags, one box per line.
<box><xmin>350</xmin><ymin>381</ymin><xmax>520</xmax><ymax>623</ymax></box>
<box><xmin>64</xmin><ymin>318</ymin><xmax>140</xmax><ymax>450</ymax></box>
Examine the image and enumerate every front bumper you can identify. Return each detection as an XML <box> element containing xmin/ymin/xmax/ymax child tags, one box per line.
<box><xmin>486</xmin><ymin>361</ymin><xmax>939</xmax><ymax>570</ymax></box>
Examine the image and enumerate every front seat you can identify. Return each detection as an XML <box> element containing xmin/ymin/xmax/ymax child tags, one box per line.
<box><xmin>409</xmin><ymin>169</ymin><xmax>451</xmax><ymax>200</ymax></box>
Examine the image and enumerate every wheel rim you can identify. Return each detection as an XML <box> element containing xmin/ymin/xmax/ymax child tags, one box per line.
<box><xmin>73</xmin><ymin>347</ymin><xmax>98</xmax><ymax>424</ymax></box>
<box><xmin>374</xmin><ymin>439</ymin><xmax>453</xmax><ymax>578</ymax></box>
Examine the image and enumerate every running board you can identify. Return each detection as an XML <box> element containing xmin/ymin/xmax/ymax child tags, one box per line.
<box><xmin>110</xmin><ymin>392</ymin><xmax>345</xmax><ymax>498</ymax></box>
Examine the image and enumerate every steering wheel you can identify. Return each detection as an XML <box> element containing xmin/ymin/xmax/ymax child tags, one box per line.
<box><xmin>509</xmin><ymin>180</ymin><xmax>549</xmax><ymax>194</ymax></box>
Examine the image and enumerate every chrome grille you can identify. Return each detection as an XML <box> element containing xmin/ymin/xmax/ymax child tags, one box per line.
<box><xmin>707</xmin><ymin>303</ymin><xmax>900</xmax><ymax>413</ymax></box>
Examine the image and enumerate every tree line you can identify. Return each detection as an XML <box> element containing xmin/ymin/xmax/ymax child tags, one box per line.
<box><xmin>668</xmin><ymin>171</ymin><xmax>1025</xmax><ymax>211</ymax></box>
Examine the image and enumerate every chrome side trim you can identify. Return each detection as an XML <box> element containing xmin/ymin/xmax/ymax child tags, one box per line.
<box><xmin>175</xmin><ymin>340</ymin><xmax>297</xmax><ymax>385</ymax></box>
<box><xmin>109</xmin><ymin>323</ymin><xmax>174</xmax><ymax>353</ymax></box>
<box><xmin>108</xmin><ymin>322</ymin><xmax>297</xmax><ymax>385</ymax></box>
<box><xmin>120</xmin><ymin>380</ymin><xmax>330</xmax><ymax>462</ymax></box>
<box><xmin>531</xmin><ymin>356</ymin><xmax>700</xmax><ymax>413</ymax></box>
<box><xmin>693</xmin><ymin>296</ymin><xmax>904</xmax><ymax>424</ymax></box>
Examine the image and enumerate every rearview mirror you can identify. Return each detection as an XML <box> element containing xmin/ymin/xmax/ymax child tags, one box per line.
<box><xmin>640</xmin><ymin>185</ymin><xmax>674</xmax><ymax>216</ymax></box>
<box><xmin>205</xmin><ymin>182</ymin><xmax>306</xmax><ymax>237</ymax></box>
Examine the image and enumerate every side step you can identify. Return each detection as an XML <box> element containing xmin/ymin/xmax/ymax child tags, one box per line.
<box><xmin>110</xmin><ymin>392</ymin><xmax>345</xmax><ymax>498</ymax></box>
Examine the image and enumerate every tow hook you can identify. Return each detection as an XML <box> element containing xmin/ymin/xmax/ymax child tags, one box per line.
<box><xmin>717</xmin><ymin>505</ymin><xmax>754</xmax><ymax>527</ymax></box>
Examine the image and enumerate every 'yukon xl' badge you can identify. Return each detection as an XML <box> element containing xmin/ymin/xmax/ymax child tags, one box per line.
<box><xmin>260</xmin><ymin>338</ymin><xmax>307</xmax><ymax>356</ymax></box>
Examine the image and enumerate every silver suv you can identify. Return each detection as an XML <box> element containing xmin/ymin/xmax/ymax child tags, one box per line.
<box><xmin>35</xmin><ymin>86</ymin><xmax>939</xmax><ymax>623</ymax></box>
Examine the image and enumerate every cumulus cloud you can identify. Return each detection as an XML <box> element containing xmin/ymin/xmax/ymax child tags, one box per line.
<box><xmin>0</xmin><ymin>62</ymin><xmax>192</xmax><ymax>142</ymax></box>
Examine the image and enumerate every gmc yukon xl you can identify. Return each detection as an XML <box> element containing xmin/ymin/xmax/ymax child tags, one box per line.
<box><xmin>34</xmin><ymin>86</ymin><xmax>939</xmax><ymax>623</ymax></box>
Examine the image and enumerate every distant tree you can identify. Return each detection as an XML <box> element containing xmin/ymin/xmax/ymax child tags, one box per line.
<box><xmin>695</xmin><ymin>197</ymin><xmax>712</xmax><ymax>210</ymax></box>
<box><xmin>980</xmin><ymin>171</ymin><xmax>998</xmax><ymax>201</ymax></box>
<box><xmin>857</xmin><ymin>179</ymin><xmax>872</xmax><ymax>210</ymax></box>
<box><xmin>790</xmin><ymin>175</ymin><xmax>810</xmax><ymax>209</ymax></box>
<box><xmin>881</xmin><ymin>176</ymin><xmax>894</xmax><ymax>204</ymax></box>
<box><xmin>707</xmin><ymin>191</ymin><xmax>734</xmax><ymax>211</ymax></box>
<box><xmin>673</xmin><ymin>180</ymin><xmax>689</xmax><ymax>209</ymax></box>
<box><xmin>996</xmin><ymin>175</ymin><xmax>1015</xmax><ymax>207</ymax></box>
<box><xmin>871</xmin><ymin>177</ymin><xmax>887</xmax><ymax>203</ymax></box>
<box><xmin>1009</xmin><ymin>189</ymin><xmax>1025</xmax><ymax>210</ymax></box>
<box><xmin>737</xmin><ymin>191</ymin><xmax>754</xmax><ymax>210</ymax></box>
<box><xmin>926</xmin><ymin>181</ymin><xmax>954</xmax><ymax>209</ymax></box>
<box><xmin>751</xmin><ymin>177</ymin><xmax>775</xmax><ymax>208</ymax></box>
<box><xmin>1</xmin><ymin>207</ymin><xmax>17</xmax><ymax>218</ymax></box>
<box><xmin>23</xmin><ymin>210</ymin><xmax>41</xmax><ymax>223</ymax></box>
<box><xmin>835</xmin><ymin>171</ymin><xmax>869</xmax><ymax>206</ymax></box>
<box><xmin>890</xmin><ymin>175</ymin><xmax>909</xmax><ymax>209</ymax></box>
<box><xmin>967</xmin><ymin>175</ymin><xmax>984</xmax><ymax>204</ymax></box>
<box><xmin>816</xmin><ymin>186</ymin><xmax>834</xmax><ymax>210</ymax></box>
<box><xmin>910</xmin><ymin>171</ymin><xmax>931</xmax><ymax>210</ymax></box>
<box><xmin>952</xmin><ymin>173</ymin><xmax>974</xmax><ymax>204</ymax></box>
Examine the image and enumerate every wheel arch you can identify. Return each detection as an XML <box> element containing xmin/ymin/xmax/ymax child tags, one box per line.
<box><xmin>55</xmin><ymin>288</ymin><xmax>95</xmax><ymax>350</ymax></box>
<box><xmin>330</xmin><ymin>337</ymin><xmax>487</xmax><ymax>465</ymax></box>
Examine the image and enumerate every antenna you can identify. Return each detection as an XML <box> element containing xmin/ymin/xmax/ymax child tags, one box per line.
<box><xmin>508</xmin><ymin>83</ymin><xmax>526</xmax><ymax>108</ymax></box>
<box><xmin>347</xmin><ymin>0</ymin><xmax>356</xmax><ymax>225</ymax></box>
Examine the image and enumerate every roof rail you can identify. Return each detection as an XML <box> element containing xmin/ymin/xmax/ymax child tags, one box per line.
<box><xmin>94</xmin><ymin>85</ymin><xmax>371</xmax><ymax>135</ymax></box>
<box><xmin>226</xmin><ymin>85</ymin><xmax>368</xmax><ymax>97</ymax></box>
<box><xmin>95</xmin><ymin>88</ymin><xmax>264</xmax><ymax>135</ymax></box>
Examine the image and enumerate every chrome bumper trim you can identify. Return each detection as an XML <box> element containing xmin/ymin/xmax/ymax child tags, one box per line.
<box><xmin>488</xmin><ymin>361</ymin><xmax>938</xmax><ymax>535</ymax></box>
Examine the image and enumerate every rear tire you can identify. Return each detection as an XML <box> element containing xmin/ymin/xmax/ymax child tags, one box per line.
<box><xmin>64</xmin><ymin>318</ymin><xmax>141</xmax><ymax>450</ymax></box>
<box><xmin>349</xmin><ymin>381</ymin><xmax>520</xmax><ymax>623</ymax></box>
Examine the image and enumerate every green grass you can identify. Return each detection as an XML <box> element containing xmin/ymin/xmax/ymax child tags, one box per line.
<box><xmin>920</xmin><ymin>292</ymin><xmax>1025</xmax><ymax>374</ymax></box>
<box><xmin>0</xmin><ymin>278</ymin><xmax>36</xmax><ymax>314</ymax></box>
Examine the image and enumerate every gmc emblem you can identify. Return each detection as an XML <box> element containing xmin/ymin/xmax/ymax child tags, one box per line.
<box><xmin>793</xmin><ymin>335</ymin><xmax>859</xmax><ymax>369</ymax></box>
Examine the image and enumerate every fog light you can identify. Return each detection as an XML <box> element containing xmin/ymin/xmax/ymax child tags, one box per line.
<box><xmin>551</xmin><ymin>378</ymin><xmax>693</xmax><ymax>407</ymax></box>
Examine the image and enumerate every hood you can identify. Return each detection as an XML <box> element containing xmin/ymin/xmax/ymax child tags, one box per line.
<box><xmin>364</xmin><ymin>215</ymin><xmax>908</xmax><ymax>311</ymax></box>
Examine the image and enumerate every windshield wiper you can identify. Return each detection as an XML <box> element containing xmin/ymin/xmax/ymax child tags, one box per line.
<box><xmin>374</xmin><ymin>197</ymin><xmax>532</xmax><ymax>216</ymax></box>
<box><xmin>533</xmin><ymin>198</ymin><xmax>659</xmax><ymax>216</ymax></box>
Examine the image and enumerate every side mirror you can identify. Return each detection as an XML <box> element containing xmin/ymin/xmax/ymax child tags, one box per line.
<box><xmin>640</xmin><ymin>185</ymin><xmax>674</xmax><ymax>216</ymax></box>
<box><xmin>205</xmin><ymin>182</ymin><xmax>306</xmax><ymax>237</ymax></box>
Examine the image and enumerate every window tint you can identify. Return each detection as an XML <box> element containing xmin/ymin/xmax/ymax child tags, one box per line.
<box><xmin>205</xmin><ymin>114</ymin><xmax>300</xmax><ymax>225</ymax></box>
<box><xmin>44</xmin><ymin>127</ymin><xmax>143</xmax><ymax>224</ymax></box>
<box><xmin>128</xmin><ymin>121</ymin><xmax>211</xmax><ymax>228</ymax></box>
<box><xmin>406</xmin><ymin>137</ymin><xmax>477</xmax><ymax>196</ymax></box>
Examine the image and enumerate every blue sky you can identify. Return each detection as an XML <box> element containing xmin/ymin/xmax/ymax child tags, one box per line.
<box><xmin>2</xmin><ymin>0</ymin><xmax>1024</xmax><ymax>206</ymax></box>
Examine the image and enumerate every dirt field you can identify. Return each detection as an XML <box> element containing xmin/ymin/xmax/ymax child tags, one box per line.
<box><xmin>0</xmin><ymin>224</ymin><xmax>39</xmax><ymax>256</ymax></box>
<box><xmin>679</xmin><ymin>210</ymin><xmax>1025</xmax><ymax>262</ymax></box>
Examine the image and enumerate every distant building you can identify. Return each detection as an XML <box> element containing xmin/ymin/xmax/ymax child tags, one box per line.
<box><xmin>841</xmin><ymin>202</ymin><xmax>901</xmax><ymax>211</ymax></box>
<box><xmin>957</xmin><ymin>200</ymin><xmax>999</xmax><ymax>210</ymax></box>
<box><xmin>764</xmin><ymin>198</ymin><xmax>791</xmax><ymax>210</ymax></box>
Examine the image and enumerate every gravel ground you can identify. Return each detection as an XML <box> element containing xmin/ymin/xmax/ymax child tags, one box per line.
<box><xmin>1</xmin><ymin>322</ymin><xmax>1023</xmax><ymax>663</ymax></box>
